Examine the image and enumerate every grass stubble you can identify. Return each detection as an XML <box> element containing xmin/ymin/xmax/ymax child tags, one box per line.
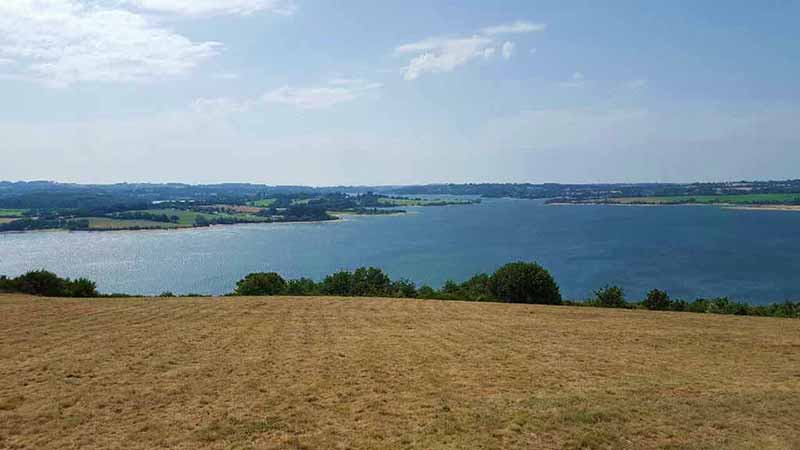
<box><xmin>0</xmin><ymin>295</ymin><xmax>798</xmax><ymax>449</ymax></box>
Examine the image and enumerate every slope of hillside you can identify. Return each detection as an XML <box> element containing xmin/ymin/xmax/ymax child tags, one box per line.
<box><xmin>1</xmin><ymin>295</ymin><xmax>798</xmax><ymax>449</ymax></box>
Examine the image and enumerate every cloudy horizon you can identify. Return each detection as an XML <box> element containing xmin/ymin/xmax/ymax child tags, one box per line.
<box><xmin>2</xmin><ymin>1</ymin><xmax>799</xmax><ymax>185</ymax></box>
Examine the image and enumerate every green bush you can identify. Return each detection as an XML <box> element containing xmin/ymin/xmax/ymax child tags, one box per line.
<box><xmin>14</xmin><ymin>270</ymin><xmax>67</xmax><ymax>297</ymax></box>
<box><xmin>234</xmin><ymin>272</ymin><xmax>287</xmax><ymax>296</ymax></box>
<box><xmin>591</xmin><ymin>285</ymin><xmax>627</xmax><ymax>308</ymax></box>
<box><xmin>0</xmin><ymin>270</ymin><xmax>98</xmax><ymax>297</ymax></box>
<box><xmin>391</xmin><ymin>279</ymin><xmax>418</xmax><ymax>298</ymax></box>
<box><xmin>65</xmin><ymin>278</ymin><xmax>99</xmax><ymax>298</ymax></box>
<box><xmin>489</xmin><ymin>262</ymin><xmax>562</xmax><ymax>305</ymax></box>
<box><xmin>320</xmin><ymin>271</ymin><xmax>354</xmax><ymax>296</ymax></box>
<box><xmin>643</xmin><ymin>289</ymin><xmax>671</xmax><ymax>310</ymax></box>
<box><xmin>286</xmin><ymin>278</ymin><xmax>318</xmax><ymax>296</ymax></box>
<box><xmin>351</xmin><ymin>267</ymin><xmax>392</xmax><ymax>297</ymax></box>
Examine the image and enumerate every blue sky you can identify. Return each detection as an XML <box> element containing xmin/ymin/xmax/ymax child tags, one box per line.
<box><xmin>1</xmin><ymin>0</ymin><xmax>798</xmax><ymax>185</ymax></box>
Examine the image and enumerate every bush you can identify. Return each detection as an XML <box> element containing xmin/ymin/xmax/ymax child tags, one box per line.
<box><xmin>286</xmin><ymin>278</ymin><xmax>318</xmax><ymax>296</ymax></box>
<box><xmin>592</xmin><ymin>285</ymin><xmax>627</xmax><ymax>308</ymax></box>
<box><xmin>391</xmin><ymin>278</ymin><xmax>417</xmax><ymax>298</ymax></box>
<box><xmin>65</xmin><ymin>278</ymin><xmax>99</xmax><ymax>298</ymax></box>
<box><xmin>351</xmin><ymin>267</ymin><xmax>392</xmax><ymax>297</ymax></box>
<box><xmin>489</xmin><ymin>262</ymin><xmax>562</xmax><ymax>305</ymax></box>
<box><xmin>320</xmin><ymin>271</ymin><xmax>354</xmax><ymax>296</ymax></box>
<box><xmin>643</xmin><ymin>289</ymin><xmax>671</xmax><ymax>311</ymax></box>
<box><xmin>417</xmin><ymin>285</ymin><xmax>437</xmax><ymax>299</ymax></box>
<box><xmin>14</xmin><ymin>270</ymin><xmax>67</xmax><ymax>297</ymax></box>
<box><xmin>234</xmin><ymin>272</ymin><xmax>287</xmax><ymax>296</ymax></box>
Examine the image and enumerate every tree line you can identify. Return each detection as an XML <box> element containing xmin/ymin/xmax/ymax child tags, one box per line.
<box><xmin>2</xmin><ymin>264</ymin><xmax>798</xmax><ymax>319</ymax></box>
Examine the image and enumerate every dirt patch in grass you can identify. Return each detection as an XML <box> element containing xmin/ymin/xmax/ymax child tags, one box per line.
<box><xmin>0</xmin><ymin>294</ymin><xmax>798</xmax><ymax>449</ymax></box>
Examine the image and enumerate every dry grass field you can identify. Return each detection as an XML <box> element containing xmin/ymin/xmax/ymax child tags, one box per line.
<box><xmin>1</xmin><ymin>295</ymin><xmax>799</xmax><ymax>450</ymax></box>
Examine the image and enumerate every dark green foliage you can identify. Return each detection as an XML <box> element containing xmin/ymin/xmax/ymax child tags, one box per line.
<box><xmin>417</xmin><ymin>285</ymin><xmax>437</xmax><ymax>299</ymax></box>
<box><xmin>286</xmin><ymin>278</ymin><xmax>318</xmax><ymax>296</ymax></box>
<box><xmin>0</xmin><ymin>270</ymin><xmax>98</xmax><ymax>297</ymax></box>
<box><xmin>391</xmin><ymin>279</ymin><xmax>418</xmax><ymax>298</ymax></box>
<box><xmin>591</xmin><ymin>285</ymin><xmax>627</xmax><ymax>308</ymax></box>
<box><xmin>64</xmin><ymin>278</ymin><xmax>99</xmax><ymax>298</ymax></box>
<box><xmin>13</xmin><ymin>270</ymin><xmax>67</xmax><ymax>297</ymax></box>
<box><xmin>351</xmin><ymin>267</ymin><xmax>393</xmax><ymax>297</ymax></box>
<box><xmin>643</xmin><ymin>289</ymin><xmax>671</xmax><ymax>310</ymax></box>
<box><xmin>320</xmin><ymin>271</ymin><xmax>354</xmax><ymax>296</ymax></box>
<box><xmin>489</xmin><ymin>262</ymin><xmax>562</xmax><ymax>304</ymax></box>
<box><xmin>234</xmin><ymin>272</ymin><xmax>287</xmax><ymax>296</ymax></box>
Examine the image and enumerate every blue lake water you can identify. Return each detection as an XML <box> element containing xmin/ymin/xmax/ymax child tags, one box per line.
<box><xmin>1</xmin><ymin>198</ymin><xmax>799</xmax><ymax>303</ymax></box>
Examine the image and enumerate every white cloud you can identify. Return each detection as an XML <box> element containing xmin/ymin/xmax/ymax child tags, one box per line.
<box><xmin>263</xmin><ymin>79</ymin><xmax>382</xmax><ymax>109</ymax></box>
<box><xmin>192</xmin><ymin>97</ymin><xmax>254</xmax><ymax>114</ymax></box>
<box><xmin>624</xmin><ymin>79</ymin><xmax>648</xmax><ymax>91</ymax></box>
<box><xmin>529</xmin><ymin>48</ymin><xmax>537</xmax><ymax>54</ymax></box>
<box><xmin>481</xmin><ymin>21</ymin><xmax>546</xmax><ymax>36</ymax></box>
<box><xmin>502</xmin><ymin>41</ymin><xmax>515</xmax><ymax>59</ymax></box>
<box><xmin>212</xmin><ymin>72</ymin><xmax>240</xmax><ymax>80</ymax></box>
<box><xmin>399</xmin><ymin>36</ymin><xmax>493</xmax><ymax>80</ymax></box>
<box><xmin>397</xmin><ymin>20</ymin><xmax>543</xmax><ymax>80</ymax></box>
<box><xmin>125</xmin><ymin>0</ymin><xmax>296</xmax><ymax>16</ymax></box>
<box><xmin>0</xmin><ymin>0</ymin><xmax>220</xmax><ymax>86</ymax></box>
<box><xmin>558</xmin><ymin>71</ymin><xmax>587</xmax><ymax>88</ymax></box>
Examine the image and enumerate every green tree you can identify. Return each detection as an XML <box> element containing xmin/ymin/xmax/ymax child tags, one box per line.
<box><xmin>286</xmin><ymin>278</ymin><xmax>318</xmax><ymax>296</ymax></box>
<box><xmin>643</xmin><ymin>289</ymin><xmax>671</xmax><ymax>310</ymax></box>
<box><xmin>65</xmin><ymin>278</ymin><xmax>98</xmax><ymax>298</ymax></box>
<box><xmin>592</xmin><ymin>285</ymin><xmax>627</xmax><ymax>308</ymax></box>
<box><xmin>391</xmin><ymin>278</ymin><xmax>417</xmax><ymax>298</ymax></box>
<box><xmin>417</xmin><ymin>285</ymin><xmax>437</xmax><ymax>299</ymax></box>
<box><xmin>489</xmin><ymin>262</ymin><xmax>562</xmax><ymax>305</ymax></box>
<box><xmin>460</xmin><ymin>273</ymin><xmax>493</xmax><ymax>301</ymax></box>
<box><xmin>234</xmin><ymin>272</ymin><xmax>287</xmax><ymax>296</ymax></box>
<box><xmin>351</xmin><ymin>267</ymin><xmax>392</xmax><ymax>296</ymax></box>
<box><xmin>321</xmin><ymin>271</ymin><xmax>353</xmax><ymax>296</ymax></box>
<box><xmin>14</xmin><ymin>270</ymin><xmax>66</xmax><ymax>297</ymax></box>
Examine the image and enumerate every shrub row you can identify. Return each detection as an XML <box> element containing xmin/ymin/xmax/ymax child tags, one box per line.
<box><xmin>584</xmin><ymin>285</ymin><xmax>800</xmax><ymax>318</ymax></box>
<box><xmin>0</xmin><ymin>270</ymin><xmax>98</xmax><ymax>297</ymax></box>
<box><xmin>233</xmin><ymin>262</ymin><xmax>562</xmax><ymax>305</ymax></box>
<box><xmin>4</xmin><ymin>265</ymin><xmax>798</xmax><ymax>319</ymax></box>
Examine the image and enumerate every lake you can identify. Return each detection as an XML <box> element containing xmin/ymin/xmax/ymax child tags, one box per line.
<box><xmin>1</xmin><ymin>198</ymin><xmax>799</xmax><ymax>303</ymax></box>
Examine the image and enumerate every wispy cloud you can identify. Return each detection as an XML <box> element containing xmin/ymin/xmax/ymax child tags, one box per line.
<box><xmin>125</xmin><ymin>0</ymin><xmax>297</xmax><ymax>16</ymax></box>
<box><xmin>397</xmin><ymin>36</ymin><xmax>493</xmax><ymax>81</ymax></box>
<box><xmin>502</xmin><ymin>41</ymin><xmax>515</xmax><ymax>59</ymax></box>
<box><xmin>213</xmin><ymin>72</ymin><xmax>241</xmax><ymax>80</ymax></box>
<box><xmin>480</xmin><ymin>21</ymin><xmax>547</xmax><ymax>36</ymax></box>
<box><xmin>558</xmin><ymin>71</ymin><xmax>587</xmax><ymax>88</ymax></box>
<box><xmin>0</xmin><ymin>0</ymin><xmax>220</xmax><ymax>86</ymax></box>
<box><xmin>263</xmin><ymin>79</ymin><xmax>382</xmax><ymax>110</ymax></box>
<box><xmin>396</xmin><ymin>20</ymin><xmax>544</xmax><ymax>80</ymax></box>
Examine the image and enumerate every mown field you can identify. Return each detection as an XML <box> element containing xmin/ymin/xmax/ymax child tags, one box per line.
<box><xmin>610</xmin><ymin>193</ymin><xmax>800</xmax><ymax>205</ymax></box>
<box><xmin>1</xmin><ymin>295</ymin><xmax>798</xmax><ymax>450</ymax></box>
<box><xmin>0</xmin><ymin>209</ymin><xmax>26</xmax><ymax>218</ymax></box>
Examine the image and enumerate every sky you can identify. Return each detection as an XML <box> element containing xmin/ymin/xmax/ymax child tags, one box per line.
<box><xmin>1</xmin><ymin>0</ymin><xmax>799</xmax><ymax>186</ymax></box>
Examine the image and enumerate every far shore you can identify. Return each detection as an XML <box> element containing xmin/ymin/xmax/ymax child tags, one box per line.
<box><xmin>548</xmin><ymin>201</ymin><xmax>800</xmax><ymax>211</ymax></box>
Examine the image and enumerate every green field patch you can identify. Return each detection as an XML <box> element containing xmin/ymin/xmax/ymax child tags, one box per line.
<box><xmin>612</xmin><ymin>193</ymin><xmax>800</xmax><ymax>205</ymax></box>
<box><xmin>377</xmin><ymin>197</ymin><xmax>476</xmax><ymax>207</ymax></box>
<box><xmin>84</xmin><ymin>218</ymin><xmax>184</xmax><ymax>230</ymax></box>
<box><xmin>139</xmin><ymin>209</ymin><xmax>271</xmax><ymax>225</ymax></box>
<box><xmin>248</xmin><ymin>199</ymin><xmax>277</xmax><ymax>207</ymax></box>
<box><xmin>0</xmin><ymin>209</ymin><xmax>27</xmax><ymax>218</ymax></box>
<box><xmin>0</xmin><ymin>218</ymin><xmax>18</xmax><ymax>225</ymax></box>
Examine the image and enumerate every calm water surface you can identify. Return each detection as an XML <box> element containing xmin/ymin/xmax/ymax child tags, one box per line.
<box><xmin>1</xmin><ymin>199</ymin><xmax>798</xmax><ymax>303</ymax></box>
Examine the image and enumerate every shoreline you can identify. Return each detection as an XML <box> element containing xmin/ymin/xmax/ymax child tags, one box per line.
<box><xmin>547</xmin><ymin>201</ymin><xmax>800</xmax><ymax>211</ymax></box>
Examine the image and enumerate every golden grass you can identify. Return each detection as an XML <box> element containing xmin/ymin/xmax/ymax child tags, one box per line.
<box><xmin>1</xmin><ymin>294</ymin><xmax>798</xmax><ymax>450</ymax></box>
